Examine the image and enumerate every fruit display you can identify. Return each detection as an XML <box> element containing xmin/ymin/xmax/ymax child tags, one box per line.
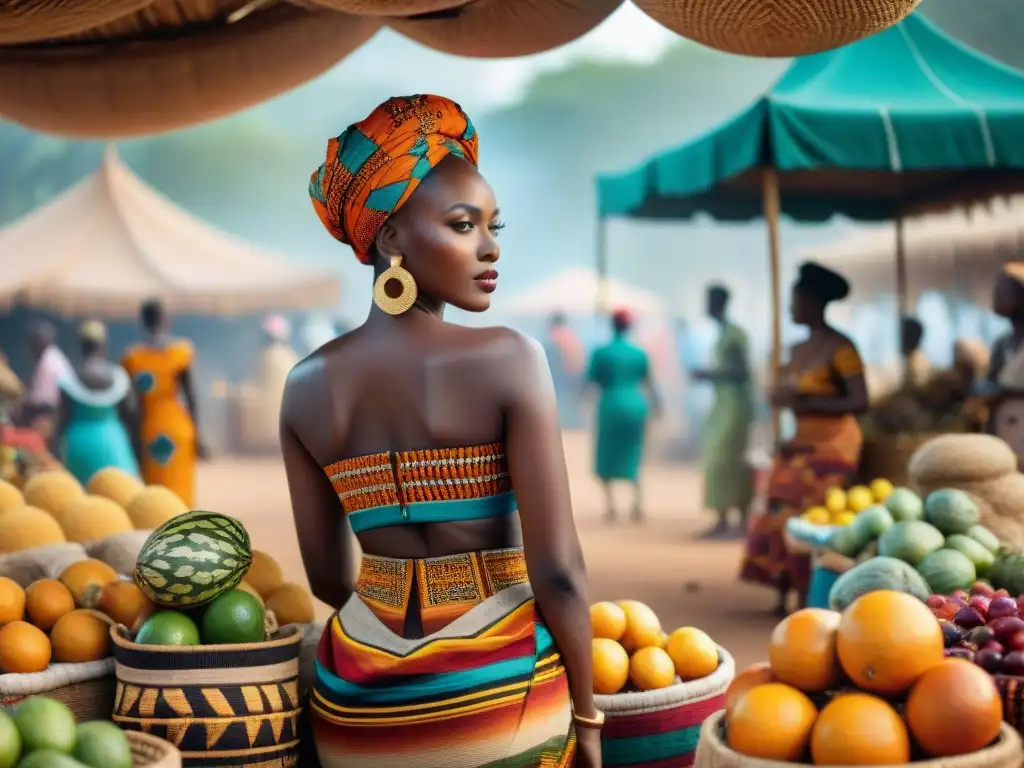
<box><xmin>926</xmin><ymin>581</ymin><xmax>1024</xmax><ymax>677</ymax></box>
<box><xmin>821</xmin><ymin>487</ymin><xmax>1003</xmax><ymax>601</ymax></box>
<box><xmin>0</xmin><ymin>695</ymin><xmax>134</xmax><ymax>768</ymax></box>
<box><xmin>725</xmin><ymin>590</ymin><xmax>1004</xmax><ymax>763</ymax></box>
<box><xmin>590</xmin><ymin>600</ymin><xmax>721</xmax><ymax>694</ymax></box>
<box><xmin>786</xmin><ymin>479</ymin><xmax>893</xmax><ymax>553</ymax></box>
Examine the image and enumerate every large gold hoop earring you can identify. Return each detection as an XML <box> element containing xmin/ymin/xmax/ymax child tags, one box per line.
<box><xmin>373</xmin><ymin>255</ymin><xmax>418</xmax><ymax>316</ymax></box>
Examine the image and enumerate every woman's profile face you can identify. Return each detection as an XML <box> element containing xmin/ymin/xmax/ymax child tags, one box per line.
<box><xmin>789</xmin><ymin>284</ymin><xmax>812</xmax><ymax>326</ymax></box>
<box><xmin>381</xmin><ymin>155</ymin><xmax>502</xmax><ymax>313</ymax></box>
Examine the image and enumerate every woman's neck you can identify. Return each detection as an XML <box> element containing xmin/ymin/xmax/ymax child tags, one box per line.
<box><xmin>365</xmin><ymin>298</ymin><xmax>446</xmax><ymax>328</ymax></box>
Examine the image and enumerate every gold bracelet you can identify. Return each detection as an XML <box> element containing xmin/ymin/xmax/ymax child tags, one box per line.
<box><xmin>572</xmin><ymin>709</ymin><xmax>605</xmax><ymax>729</ymax></box>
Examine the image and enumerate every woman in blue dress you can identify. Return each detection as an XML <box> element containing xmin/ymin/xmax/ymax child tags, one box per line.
<box><xmin>587</xmin><ymin>308</ymin><xmax>658</xmax><ymax>522</ymax></box>
<box><xmin>58</xmin><ymin>321</ymin><xmax>141</xmax><ymax>486</ymax></box>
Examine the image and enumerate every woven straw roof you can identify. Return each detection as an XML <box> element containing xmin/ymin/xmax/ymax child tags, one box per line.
<box><xmin>0</xmin><ymin>146</ymin><xmax>341</xmax><ymax>317</ymax></box>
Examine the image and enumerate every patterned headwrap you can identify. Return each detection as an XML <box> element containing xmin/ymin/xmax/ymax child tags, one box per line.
<box><xmin>309</xmin><ymin>94</ymin><xmax>479</xmax><ymax>264</ymax></box>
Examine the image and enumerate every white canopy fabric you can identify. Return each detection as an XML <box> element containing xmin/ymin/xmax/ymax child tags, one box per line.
<box><xmin>0</xmin><ymin>146</ymin><xmax>341</xmax><ymax>318</ymax></box>
<box><xmin>502</xmin><ymin>266</ymin><xmax>667</xmax><ymax>317</ymax></box>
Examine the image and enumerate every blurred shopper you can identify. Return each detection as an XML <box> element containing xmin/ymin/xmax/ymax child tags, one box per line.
<box><xmin>544</xmin><ymin>311</ymin><xmax>585</xmax><ymax>429</ymax></box>
<box><xmin>122</xmin><ymin>299</ymin><xmax>205</xmax><ymax>506</ymax></box>
<box><xmin>741</xmin><ymin>263</ymin><xmax>868</xmax><ymax>615</ymax></box>
<box><xmin>21</xmin><ymin>321</ymin><xmax>72</xmax><ymax>450</ymax></box>
<box><xmin>989</xmin><ymin>263</ymin><xmax>1024</xmax><ymax>389</ymax></box>
<box><xmin>587</xmin><ymin>308</ymin><xmax>659</xmax><ymax>522</ymax></box>
<box><xmin>901</xmin><ymin>316</ymin><xmax>934</xmax><ymax>390</ymax></box>
<box><xmin>691</xmin><ymin>285</ymin><xmax>753</xmax><ymax>538</ymax></box>
<box><xmin>57</xmin><ymin>321</ymin><xmax>140</xmax><ymax>485</ymax></box>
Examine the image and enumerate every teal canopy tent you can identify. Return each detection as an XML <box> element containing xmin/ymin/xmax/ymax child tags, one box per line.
<box><xmin>596</xmin><ymin>12</ymin><xmax>1024</xmax><ymax>432</ymax></box>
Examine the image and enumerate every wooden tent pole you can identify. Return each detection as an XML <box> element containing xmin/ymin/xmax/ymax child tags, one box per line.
<box><xmin>596</xmin><ymin>214</ymin><xmax>609</xmax><ymax>314</ymax></box>
<box><xmin>762</xmin><ymin>168</ymin><xmax>783</xmax><ymax>443</ymax></box>
<box><xmin>895</xmin><ymin>216</ymin><xmax>909</xmax><ymax>385</ymax></box>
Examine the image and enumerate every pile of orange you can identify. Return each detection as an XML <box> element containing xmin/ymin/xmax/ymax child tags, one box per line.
<box><xmin>0</xmin><ymin>558</ymin><xmax>156</xmax><ymax>675</ymax></box>
<box><xmin>725</xmin><ymin>590</ymin><xmax>1004</xmax><ymax>765</ymax></box>
<box><xmin>590</xmin><ymin>600</ymin><xmax>720</xmax><ymax>695</ymax></box>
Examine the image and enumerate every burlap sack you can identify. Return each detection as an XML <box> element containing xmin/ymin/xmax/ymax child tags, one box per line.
<box><xmin>909</xmin><ymin>434</ymin><xmax>1017</xmax><ymax>490</ymax></box>
<box><xmin>85</xmin><ymin>529</ymin><xmax>153</xmax><ymax>576</ymax></box>
<box><xmin>0</xmin><ymin>542</ymin><xmax>87</xmax><ymax>586</ymax></box>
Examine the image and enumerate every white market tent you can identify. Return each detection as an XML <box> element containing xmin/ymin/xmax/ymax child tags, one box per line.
<box><xmin>0</xmin><ymin>145</ymin><xmax>341</xmax><ymax>317</ymax></box>
<box><xmin>808</xmin><ymin>197</ymin><xmax>1024</xmax><ymax>304</ymax></box>
<box><xmin>502</xmin><ymin>266</ymin><xmax>667</xmax><ymax>318</ymax></box>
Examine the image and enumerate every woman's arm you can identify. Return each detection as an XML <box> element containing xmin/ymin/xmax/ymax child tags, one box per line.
<box><xmin>280</xmin><ymin>368</ymin><xmax>354</xmax><ymax>610</ymax></box>
<box><xmin>501</xmin><ymin>333</ymin><xmax>596</xmax><ymax>718</ymax></box>
<box><xmin>117</xmin><ymin>384</ymin><xmax>143</xmax><ymax>463</ymax></box>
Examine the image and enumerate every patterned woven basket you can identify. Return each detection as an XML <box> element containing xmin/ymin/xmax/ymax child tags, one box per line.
<box><xmin>994</xmin><ymin>674</ymin><xmax>1024</xmax><ymax>733</ymax></box>
<box><xmin>633</xmin><ymin>0</ymin><xmax>920</xmax><ymax>58</ymax></box>
<box><xmin>111</xmin><ymin>625</ymin><xmax>303</xmax><ymax>768</ymax></box>
<box><xmin>127</xmin><ymin>730</ymin><xmax>182</xmax><ymax>768</ymax></box>
<box><xmin>695</xmin><ymin>710</ymin><xmax>1023</xmax><ymax>768</ymax></box>
<box><xmin>595</xmin><ymin>646</ymin><xmax>735</xmax><ymax>767</ymax></box>
<box><xmin>0</xmin><ymin>659</ymin><xmax>115</xmax><ymax>723</ymax></box>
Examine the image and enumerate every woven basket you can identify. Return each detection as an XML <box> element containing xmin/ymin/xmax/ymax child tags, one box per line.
<box><xmin>0</xmin><ymin>659</ymin><xmax>115</xmax><ymax>722</ymax></box>
<box><xmin>111</xmin><ymin>625</ymin><xmax>303</xmax><ymax>768</ymax></box>
<box><xmin>128</xmin><ymin>730</ymin><xmax>182</xmax><ymax>768</ymax></box>
<box><xmin>633</xmin><ymin>0</ymin><xmax>920</xmax><ymax>58</ymax></box>
<box><xmin>858</xmin><ymin>433</ymin><xmax>940</xmax><ymax>488</ymax></box>
<box><xmin>595</xmin><ymin>646</ymin><xmax>735</xmax><ymax>767</ymax></box>
<box><xmin>994</xmin><ymin>674</ymin><xmax>1024</xmax><ymax>734</ymax></box>
<box><xmin>695</xmin><ymin>710</ymin><xmax>1024</xmax><ymax>768</ymax></box>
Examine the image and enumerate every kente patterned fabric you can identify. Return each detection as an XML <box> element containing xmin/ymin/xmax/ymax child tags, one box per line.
<box><xmin>322</xmin><ymin>443</ymin><xmax>516</xmax><ymax>534</ymax></box>
<box><xmin>309</xmin><ymin>94</ymin><xmax>479</xmax><ymax>264</ymax></box>
<box><xmin>311</xmin><ymin>580</ymin><xmax>576</xmax><ymax>768</ymax></box>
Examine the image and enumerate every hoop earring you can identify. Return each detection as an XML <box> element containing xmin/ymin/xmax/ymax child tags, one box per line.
<box><xmin>373</xmin><ymin>255</ymin><xmax>418</xmax><ymax>316</ymax></box>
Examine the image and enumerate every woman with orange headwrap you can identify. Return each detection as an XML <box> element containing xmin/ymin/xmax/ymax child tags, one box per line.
<box><xmin>287</xmin><ymin>96</ymin><xmax>595</xmax><ymax>768</ymax></box>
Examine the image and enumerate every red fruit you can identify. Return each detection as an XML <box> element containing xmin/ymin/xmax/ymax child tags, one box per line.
<box><xmin>953</xmin><ymin>590</ymin><xmax>970</xmax><ymax>602</ymax></box>
<box><xmin>968</xmin><ymin>596</ymin><xmax>991</xmax><ymax>617</ymax></box>
<box><xmin>954</xmin><ymin>606</ymin><xmax>986</xmax><ymax>629</ymax></box>
<box><xmin>1001</xmin><ymin>650</ymin><xmax>1024</xmax><ymax>676</ymax></box>
<box><xmin>936</xmin><ymin>602</ymin><xmax>959</xmax><ymax>621</ymax></box>
<box><xmin>989</xmin><ymin>616</ymin><xmax>1024</xmax><ymax>643</ymax></box>
<box><xmin>984</xmin><ymin>641</ymin><xmax>1006</xmax><ymax>655</ymax></box>
<box><xmin>971</xmin><ymin>582</ymin><xmax>996</xmax><ymax>597</ymax></box>
<box><xmin>1008</xmin><ymin>630</ymin><xmax>1024</xmax><ymax>652</ymax></box>
<box><xmin>994</xmin><ymin>589</ymin><xmax>1010</xmax><ymax>598</ymax></box>
<box><xmin>926</xmin><ymin>595</ymin><xmax>947</xmax><ymax>611</ymax></box>
<box><xmin>988</xmin><ymin>597</ymin><xmax>1019</xmax><ymax>621</ymax></box>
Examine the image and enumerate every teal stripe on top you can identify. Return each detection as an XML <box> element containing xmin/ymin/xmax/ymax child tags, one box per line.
<box><xmin>602</xmin><ymin>726</ymin><xmax>701</xmax><ymax>767</ymax></box>
<box><xmin>348</xmin><ymin>491</ymin><xmax>517</xmax><ymax>534</ymax></box>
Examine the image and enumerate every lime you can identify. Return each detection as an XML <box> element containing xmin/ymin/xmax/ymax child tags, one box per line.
<box><xmin>200</xmin><ymin>589</ymin><xmax>265</xmax><ymax>645</ymax></box>
<box><xmin>11</xmin><ymin>697</ymin><xmax>76</xmax><ymax>754</ymax></box>
<box><xmin>17</xmin><ymin>749</ymin><xmax>89</xmax><ymax>768</ymax></box>
<box><xmin>73</xmin><ymin>721</ymin><xmax>132</xmax><ymax>768</ymax></box>
<box><xmin>0</xmin><ymin>710</ymin><xmax>21</xmax><ymax>768</ymax></box>
<box><xmin>135</xmin><ymin>610</ymin><xmax>200</xmax><ymax>646</ymax></box>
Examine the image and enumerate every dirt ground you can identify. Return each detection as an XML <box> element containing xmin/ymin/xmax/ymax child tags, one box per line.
<box><xmin>196</xmin><ymin>430</ymin><xmax>778</xmax><ymax>670</ymax></box>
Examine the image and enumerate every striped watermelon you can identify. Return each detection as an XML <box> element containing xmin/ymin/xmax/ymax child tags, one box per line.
<box><xmin>134</xmin><ymin>510</ymin><xmax>253</xmax><ymax>608</ymax></box>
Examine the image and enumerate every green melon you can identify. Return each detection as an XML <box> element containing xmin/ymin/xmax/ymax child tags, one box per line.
<box><xmin>877</xmin><ymin>520</ymin><xmax>945</xmax><ymax>566</ymax></box>
<box><xmin>917</xmin><ymin>549</ymin><xmax>977</xmax><ymax>595</ymax></box>
<box><xmin>134</xmin><ymin>510</ymin><xmax>252</xmax><ymax>607</ymax></box>
<box><xmin>967</xmin><ymin>525</ymin><xmax>1001</xmax><ymax>555</ymax></box>
<box><xmin>884</xmin><ymin>487</ymin><xmax>924</xmax><ymax>522</ymax></box>
<box><xmin>924</xmin><ymin>489</ymin><xmax>980</xmax><ymax>535</ymax></box>
<box><xmin>852</xmin><ymin>505</ymin><xmax>894</xmax><ymax>540</ymax></box>
<box><xmin>944</xmin><ymin>535</ymin><xmax>996</xmax><ymax>577</ymax></box>
<box><xmin>829</xmin><ymin>525</ymin><xmax>871</xmax><ymax>558</ymax></box>
<box><xmin>828</xmin><ymin>556</ymin><xmax>931</xmax><ymax>612</ymax></box>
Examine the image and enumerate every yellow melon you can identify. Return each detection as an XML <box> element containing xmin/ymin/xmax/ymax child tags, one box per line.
<box><xmin>265</xmin><ymin>583</ymin><xmax>315</xmax><ymax>625</ymax></box>
<box><xmin>0</xmin><ymin>480</ymin><xmax>24</xmax><ymax>514</ymax></box>
<box><xmin>22</xmin><ymin>471</ymin><xmax>84</xmax><ymax>515</ymax></box>
<box><xmin>0</xmin><ymin>505</ymin><xmax>66</xmax><ymax>554</ymax></box>
<box><xmin>246</xmin><ymin>550</ymin><xmax>285</xmax><ymax>598</ymax></box>
<box><xmin>86</xmin><ymin>467</ymin><xmax>144</xmax><ymax>509</ymax></box>
<box><xmin>124</xmin><ymin>485</ymin><xmax>188</xmax><ymax>529</ymax></box>
<box><xmin>53</xmin><ymin>495</ymin><xmax>134</xmax><ymax>544</ymax></box>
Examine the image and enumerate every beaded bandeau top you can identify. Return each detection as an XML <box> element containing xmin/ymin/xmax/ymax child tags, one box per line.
<box><xmin>322</xmin><ymin>443</ymin><xmax>516</xmax><ymax>533</ymax></box>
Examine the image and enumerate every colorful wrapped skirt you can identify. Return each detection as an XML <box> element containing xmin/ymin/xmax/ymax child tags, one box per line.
<box><xmin>311</xmin><ymin>548</ymin><xmax>576</xmax><ymax>768</ymax></box>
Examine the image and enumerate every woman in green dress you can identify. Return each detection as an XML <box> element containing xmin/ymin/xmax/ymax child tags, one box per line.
<box><xmin>587</xmin><ymin>308</ymin><xmax>658</xmax><ymax>522</ymax></box>
<box><xmin>692</xmin><ymin>285</ymin><xmax>754</xmax><ymax>538</ymax></box>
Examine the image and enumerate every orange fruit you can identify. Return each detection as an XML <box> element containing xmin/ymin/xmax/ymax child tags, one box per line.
<box><xmin>811</xmin><ymin>693</ymin><xmax>910</xmax><ymax>765</ymax></box>
<box><xmin>725</xmin><ymin>662</ymin><xmax>775</xmax><ymax>719</ymax></box>
<box><xmin>592</xmin><ymin>638</ymin><xmax>630</xmax><ymax>695</ymax></box>
<box><xmin>837</xmin><ymin>590</ymin><xmax>944</xmax><ymax>695</ymax></box>
<box><xmin>50</xmin><ymin>609</ymin><xmax>111</xmax><ymax>663</ymax></box>
<box><xmin>590</xmin><ymin>602</ymin><xmax>627</xmax><ymax>641</ymax></box>
<box><xmin>727</xmin><ymin>683</ymin><xmax>817</xmax><ymax>761</ymax></box>
<box><xmin>617</xmin><ymin>600</ymin><xmax>662</xmax><ymax>653</ymax></box>
<box><xmin>665</xmin><ymin>627</ymin><xmax>719</xmax><ymax>680</ymax></box>
<box><xmin>629</xmin><ymin>646</ymin><xmax>676</xmax><ymax>691</ymax></box>
<box><xmin>0</xmin><ymin>620</ymin><xmax>51</xmax><ymax>673</ymax></box>
<box><xmin>59</xmin><ymin>558</ymin><xmax>119</xmax><ymax>604</ymax></box>
<box><xmin>24</xmin><ymin>579</ymin><xmax>75</xmax><ymax>630</ymax></box>
<box><xmin>769</xmin><ymin>608</ymin><xmax>842</xmax><ymax>692</ymax></box>
<box><xmin>906</xmin><ymin>659</ymin><xmax>1003</xmax><ymax>757</ymax></box>
<box><xmin>96</xmin><ymin>581</ymin><xmax>154</xmax><ymax>631</ymax></box>
<box><xmin>0</xmin><ymin>577</ymin><xmax>25</xmax><ymax>625</ymax></box>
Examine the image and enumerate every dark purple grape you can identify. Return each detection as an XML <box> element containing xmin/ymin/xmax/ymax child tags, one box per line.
<box><xmin>976</xmin><ymin>648</ymin><xmax>1004</xmax><ymax>673</ymax></box>
<box><xmin>947</xmin><ymin>647</ymin><xmax>975</xmax><ymax>661</ymax></box>
<box><xmin>954</xmin><ymin>606</ymin><xmax>986</xmax><ymax>629</ymax></box>
<box><xmin>940</xmin><ymin>620</ymin><xmax>965</xmax><ymax>649</ymax></box>
<box><xmin>964</xmin><ymin>626</ymin><xmax>996</xmax><ymax>649</ymax></box>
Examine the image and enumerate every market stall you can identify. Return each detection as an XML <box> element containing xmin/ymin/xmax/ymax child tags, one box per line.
<box><xmin>595</xmin><ymin>12</ymin><xmax>1024</xmax><ymax>441</ymax></box>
